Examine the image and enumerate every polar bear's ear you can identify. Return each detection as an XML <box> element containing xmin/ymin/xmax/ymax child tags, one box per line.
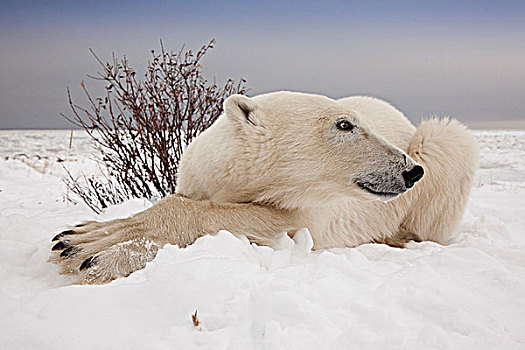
<box><xmin>224</xmin><ymin>94</ymin><xmax>259</xmax><ymax>126</ymax></box>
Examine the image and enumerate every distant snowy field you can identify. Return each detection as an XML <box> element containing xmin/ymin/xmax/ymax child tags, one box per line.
<box><xmin>1</xmin><ymin>129</ymin><xmax>524</xmax><ymax>349</ymax></box>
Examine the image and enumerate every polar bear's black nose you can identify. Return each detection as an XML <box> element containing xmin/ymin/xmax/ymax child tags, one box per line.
<box><xmin>402</xmin><ymin>165</ymin><xmax>424</xmax><ymax>189</ymax></box>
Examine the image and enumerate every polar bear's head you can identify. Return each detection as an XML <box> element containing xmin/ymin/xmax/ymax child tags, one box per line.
<box><xmin>222</xmin><ymin>91</ymin><xmax>423</xmax><ymax>208</ymax></box>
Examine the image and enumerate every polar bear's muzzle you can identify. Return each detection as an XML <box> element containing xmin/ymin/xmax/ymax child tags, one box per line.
<box><xmin>354</xmin><ymin>163</ymin><xmax>424</xmax><ymax>201</ymax></box>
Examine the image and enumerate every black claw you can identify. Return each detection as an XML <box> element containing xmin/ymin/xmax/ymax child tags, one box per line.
<box><xmin>75</xmin><ymin>223</ymin><xmax>85</xmax><ymax>228</ymax></box>
<box><xmin>80</xmin><ymin>256</ymin><xmax>98</xmax><ymax>271</ymax></box>
<box><xmin>51</xmin><ymin>241</ymin><xmax>69</xmax><ymax>251</ymax></box>
<box><xmin>51</xmin><ymin>229</ymin><xmax>75</xmax><ymax>242</ymax></box>
<box><xmin>60</xmin><ymin>246</ymin><xmax>80</xmax><ymax>257</ymax></box>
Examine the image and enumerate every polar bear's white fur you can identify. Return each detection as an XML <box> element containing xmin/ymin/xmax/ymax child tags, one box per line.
<box><xmin>177</xmin><ymin>91</ymin><xmax>479</xmax><ymax>248</ymax></box>
<box><xmin>52</xmin><ymin>91</ymin><xmax>479</xmax><ymax>284</ymax></box>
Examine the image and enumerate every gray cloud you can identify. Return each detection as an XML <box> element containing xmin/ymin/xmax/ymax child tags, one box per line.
<box><xmin>1</xmin><ymin>2</ymin><xmax>524</xmax><ymax>129</ymax></box>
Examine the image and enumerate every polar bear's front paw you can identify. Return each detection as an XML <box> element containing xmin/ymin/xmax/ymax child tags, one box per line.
<box><xmin>74</xmin><ymin>237</ymin><xmax>160</xmax><ymax>284</ymax></box>
<box><xmin>50</xmin><ymin>220</ymin><xmax>160</xmax><ymax>284</ymax></box>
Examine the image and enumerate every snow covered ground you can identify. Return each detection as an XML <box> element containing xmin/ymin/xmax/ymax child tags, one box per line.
<box><xmin>0</xmin><ymin>129</ymin><xmax>524</xmax><ymax>349</ymax></box>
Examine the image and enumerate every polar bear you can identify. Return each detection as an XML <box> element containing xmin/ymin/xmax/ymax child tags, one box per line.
<box><xmin>50</xmin><ymin>91</ymin><xmax>479</xmax><ymax>284</ymax></box>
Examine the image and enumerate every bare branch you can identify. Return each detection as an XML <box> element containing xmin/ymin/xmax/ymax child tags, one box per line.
<box><xmin>62</xmin><ymin>40</ymin><xmax>248</xmax><ymax>212</ymax></box>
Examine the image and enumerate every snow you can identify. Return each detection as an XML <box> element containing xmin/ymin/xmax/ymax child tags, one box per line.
<box><xmin>1</xmin><ymin>129</ymin><xmax>525</xmax><ymax>349</ymax></box>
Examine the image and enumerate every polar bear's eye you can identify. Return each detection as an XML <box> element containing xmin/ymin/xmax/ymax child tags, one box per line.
<box><xmin>336</xmin><ymin>120</ymin><xmax>354</xmax><ymax>131</ymax></box>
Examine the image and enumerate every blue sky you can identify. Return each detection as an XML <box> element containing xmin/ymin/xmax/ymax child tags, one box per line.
<box><xmin>1</xmin><ymin>0</ymin><xmax>524</xmax><ymax>128</ymax></box>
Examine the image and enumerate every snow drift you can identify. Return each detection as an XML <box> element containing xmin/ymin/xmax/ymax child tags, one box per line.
<box><xmin>0</xmin><ymin>130</ymin><xmax>524</xmax><ymax>349</ymax></box>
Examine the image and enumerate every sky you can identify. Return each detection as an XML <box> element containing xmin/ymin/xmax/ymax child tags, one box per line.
<box><xmin>1</xmin><ymin>0</ymin><xmax>524</xmax><ymax>129</ymax></box>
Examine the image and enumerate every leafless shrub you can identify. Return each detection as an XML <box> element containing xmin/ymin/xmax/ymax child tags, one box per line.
<box><xmin>63</xmin><ymin>40</ymin><xmax>248</xmax><ymax>213</ymax></box>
